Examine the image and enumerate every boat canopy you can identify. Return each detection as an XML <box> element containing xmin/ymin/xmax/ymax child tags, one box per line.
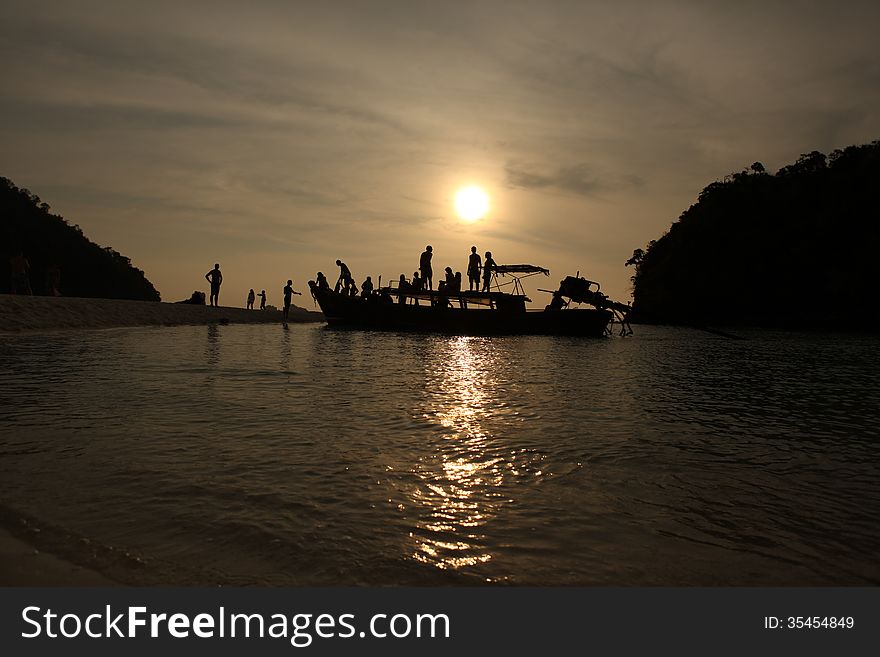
<box><xmin>493</xmin><ymin>264</ymin><xmax>550</xmax><ymax>276</ymax></box>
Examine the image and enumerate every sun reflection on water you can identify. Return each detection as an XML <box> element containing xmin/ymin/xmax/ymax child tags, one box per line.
<box><xmin>408</xmin><ymin>337</ymin><xmax>514</xmax><ymax>573</ymax></box>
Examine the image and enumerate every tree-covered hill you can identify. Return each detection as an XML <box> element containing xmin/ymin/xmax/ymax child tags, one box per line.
<box><xmin>627</xmin><ymin>140</ymin><xmax>879</xmax><ymax>327</ymax></box>
<box><xmin>1</xmin><ymin>177</ymin><xmax>160</xmax><ymax>300</ymax></box>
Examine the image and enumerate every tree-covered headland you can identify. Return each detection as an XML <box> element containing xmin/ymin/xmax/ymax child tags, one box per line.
<box><xmin>1</xmin><ymin>177</ymin><xmax>160</xmax><ymax>300</ymax></box>
<box><xmin>627</xmin><ymin>140</ymin><xmax>879</xmax><ymax>328</ymax></box>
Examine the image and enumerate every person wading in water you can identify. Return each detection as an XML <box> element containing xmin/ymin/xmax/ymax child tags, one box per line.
<box><xmin>283</xmin><ymin>279</ymin><xmax>302</xmax><ymax>321</ymax></box>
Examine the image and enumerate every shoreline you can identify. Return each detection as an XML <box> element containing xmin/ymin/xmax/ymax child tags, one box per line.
<box><xmin>0</xmin><ymin>294</ymin><xmax>324</xmax><ymax>334</ymax></box>
<box><xmin>0</xmin><ymin>505</ymin><xmax>121</xmax><ymax>586</ymax></box>
<box><xmin>0</xmin><ymin>527</ymin><xmax>118</xmax><ymax>586</ymax></box>
<box><xmin>0</xmin><ymin>504</ymin><xmax>245</xmax><ymax>587</ymax></box>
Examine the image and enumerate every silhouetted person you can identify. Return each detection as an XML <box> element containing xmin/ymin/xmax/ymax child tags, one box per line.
<box><xmin>444</xmin><ymin>266</ymin><xmax>455</xmax><ymax>288</ymax></box>
<box><xmin>397</xmin><ymin>274</ymin><xmax>409</xmax><ymax>304</ymax></box>
<box><xmin>439</xmin><ymin>267</ymin><xmax>459</xmax><ymax>306</ymax></box>
<box><xmin>361</xmin><ymin>276</ymin><xmax>374</xmax><ymax>298</ymax></box>
<box><xmin>335</xmin><ymin>259</ymin><xmax>354</xmax><ymax>294</ymax></box>
<box><xmin>247</xmin><ymin>288</ymin><xmax>256</xmax><ymax>309</ymax></box>
<box><xmin>438</xmin><ymin>266</ymin><xmax>454</xmax><ymax>298</ymax></box>
<box><xmin>283</xmin><ymin>279</ymin><xmax>302</xmax><ymax>321</ymax></box>
<box><xmin>46</xmin><ymin>263</ymin><xmax>61</xmax><ymax>296</ymax></box>
<box><xmin>467</xmin><ymin>246</ymin><xmax>482</xmax><ymax>291</ymax></box>
<box><xmin>420</xmin><ymin>245</ymin><xmax>433</xmax><ymax>290</ymax></box>
<box><xmin>205</xmin><ymin>263</ymin><xmax>222</xmax><ymax>306</ymax></box>
<box><xmin>9</xmin><ymin>251</ymin><xmax>32</xmax><ymax>295</ymax></box>
<box><xmin>316</xmin><ymin>271</ymin><xmax>330</xmax><ymax>291</ymax></box>
<box><xmin>410</xmin><ymin>271</ymin><xmax>423</xmax><ymax>306</ymax></box>
<box><xmin>453</xmin><ymin>271</ymin><xmax>462</xmax><ymax>293</ymax></box>
<box><xmin>482</xmin><ymin>251</ymin><xmax>496</xmax><ymax>292</ymax></box>
<box><xmin>258</xmin><ymin>289</ymin><xmax>267</xmax><ymax>309</ymax></box>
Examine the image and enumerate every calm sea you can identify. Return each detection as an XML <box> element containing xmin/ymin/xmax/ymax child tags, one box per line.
<box><xmin>1</xmin><ymin>324</ymin><xmax>878</xmax><ymax>585</ymax></box>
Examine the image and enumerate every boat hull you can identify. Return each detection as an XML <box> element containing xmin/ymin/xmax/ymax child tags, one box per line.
<box><xmin>312</xmin><ymin>289</ymin><xmax>611</xmax><ymax>337</ymax></box>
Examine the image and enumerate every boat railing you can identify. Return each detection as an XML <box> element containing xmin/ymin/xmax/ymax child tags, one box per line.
<box><xmin>376</xmin><ymin>284</ymin><xmax>530</xmax><ymax>310</ymax></box>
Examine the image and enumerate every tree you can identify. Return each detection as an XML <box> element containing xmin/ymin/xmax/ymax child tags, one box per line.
<box><xmin>625</xmin><ymin>248</ymin><xmax>645</xmax><ymax>269</ymax></box>
<box><xmin>1</xmin><ymin>177</ymin><xmax>161</xmax><ymax>300</ymax></box>
<box><xmin>626</xmin><ymin>140</ymin><xmax>879</xmax><ymax>326</ymax></box>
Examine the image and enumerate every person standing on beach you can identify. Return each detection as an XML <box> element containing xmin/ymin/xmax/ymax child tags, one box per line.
<box><xmin>205</xmin><ymin>263</ymin><xmax>223</xmax><ymax>307</ymax></box>
<box><xmin>46</xmin><ymin>263</ymin><xmax>61</xmax><ymax>296</ymax></box>
<box><xmin>9</xmin><ymin>251</ymin><xmax>32</xmax><ymax>295</ymax></box>
<box><xmin>282</xmin><ymin>279</ymin><xmax>302</xmax><ymax>321</ymax></box>
<box><xmin>467</xmin><ymin>246</ymin><xmax>482</xmax><ymax>291</ymax></box>
<box><xmin>247</xmin><ymin>288</ymin><xmax>256</xmax><ymax>309</ymax></box>
<box><xmin>258</xmin><ymin>289</ymin><xmax>267</xmax><ymax>310</ymax></box>
<box><xmin>420</xmin><ymin>245</ymin><xmax>433</xmax><ymax>290</ymax></box>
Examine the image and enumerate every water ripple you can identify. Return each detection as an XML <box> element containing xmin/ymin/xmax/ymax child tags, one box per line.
<box><xmin>0</xmin><ymin>324</ymin><xmax>878</xmax><ymax>584</ymax></box>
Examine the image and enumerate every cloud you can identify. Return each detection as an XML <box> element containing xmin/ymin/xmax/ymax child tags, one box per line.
<box><xmin>1</xmin><ymin>0</ymin><xmax>879</xmax><ymax>302</ymax></box>
<box><xmin>0</xmin><ymin>97</ymin><xmax>244</xmax><ymax>132</ymax></box>
<box><xmin>0</xmin><ymin>11</ymin><xmax>414</xmax><ymax>138</ymax></box>
<box><xmin>504</xmin><ymin>162</ymin><xmax>643</xmax><ymax>198</ymax></box>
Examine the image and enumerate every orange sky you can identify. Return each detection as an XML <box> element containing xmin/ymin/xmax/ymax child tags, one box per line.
<box><xmin>1</xmin><ymin>0</ymin><xmax>878</xmax><ymax>305</ymax></box>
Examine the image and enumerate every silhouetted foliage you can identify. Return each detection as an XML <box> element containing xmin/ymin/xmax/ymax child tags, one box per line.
<box><xmin>628</xmin><ymin>140</ymin><xmax>880</xmax><ymax>327</ymax></box>
<box><xmin>1</xmin><ymin>177</ymin><xmax>160</xmax><ymax>300</ymax></box>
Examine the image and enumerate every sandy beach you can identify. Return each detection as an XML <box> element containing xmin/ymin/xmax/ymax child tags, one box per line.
<box><xmin>0</xmin><ymin>294</ymin><xmax>323</xmax><ymax>333</ymax></box>
<box><xmin>0</xmin><ymin>504</ymin><xmax>120</xmax><ymax>586</ymax></box>
<box><xmin>0</xmin><ymin>528</ymin><xmax>117</xmax><ymax>586</ymax></box>
<box><xmin>0</xmin><ymin>500</ymin><xmax>280</xmax><ymax>586</ymax></box>
<box><xmin>0</xmin><ymin>502</ymin><xmax>188</xmax><ymax>586</ymax></box>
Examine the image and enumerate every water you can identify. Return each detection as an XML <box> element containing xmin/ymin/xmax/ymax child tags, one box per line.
<box><xmin>1</xmin><ymin>324</ymin><xmax>878</xmax><ymax>585</ymax></box>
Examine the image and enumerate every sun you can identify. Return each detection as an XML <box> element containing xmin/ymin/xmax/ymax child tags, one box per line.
<box><xmin>454</xmin><ymin>186</ymin><xmax>489</xmax><ymax>222</ymax></box>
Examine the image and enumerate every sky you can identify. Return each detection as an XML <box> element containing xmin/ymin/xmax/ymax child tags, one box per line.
<box><xmin>1</xmin><ymin>0</ymin><xmax>878</xmax><ymax>305</ymax></box>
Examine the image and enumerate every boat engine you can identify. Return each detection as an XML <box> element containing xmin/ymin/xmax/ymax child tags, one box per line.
<box><xmin>546</xmin><ymin>275</ymin><xmax>633</xmax><ymax>336</ymax></box>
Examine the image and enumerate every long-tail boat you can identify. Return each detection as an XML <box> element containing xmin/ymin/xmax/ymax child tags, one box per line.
<box><xmin>308</xmin><ymin>265</ymin><xmax>631</xmax><ymax>337</ymax></box>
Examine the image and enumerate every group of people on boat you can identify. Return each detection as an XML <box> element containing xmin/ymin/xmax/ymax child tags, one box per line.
<box><xmin>418</xmin><ymin>245</ymin><xmax>497</xmax><ymax>293</ymax></box>
<box><xmin>199</xmin><ymin>244</ymin><xmax>503</xmax><ymax>321</ymax></box>
<box><xmin>314</xmin><ymin>246</ymin><xmax>499</xmax><ymax>304</ymax></box>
